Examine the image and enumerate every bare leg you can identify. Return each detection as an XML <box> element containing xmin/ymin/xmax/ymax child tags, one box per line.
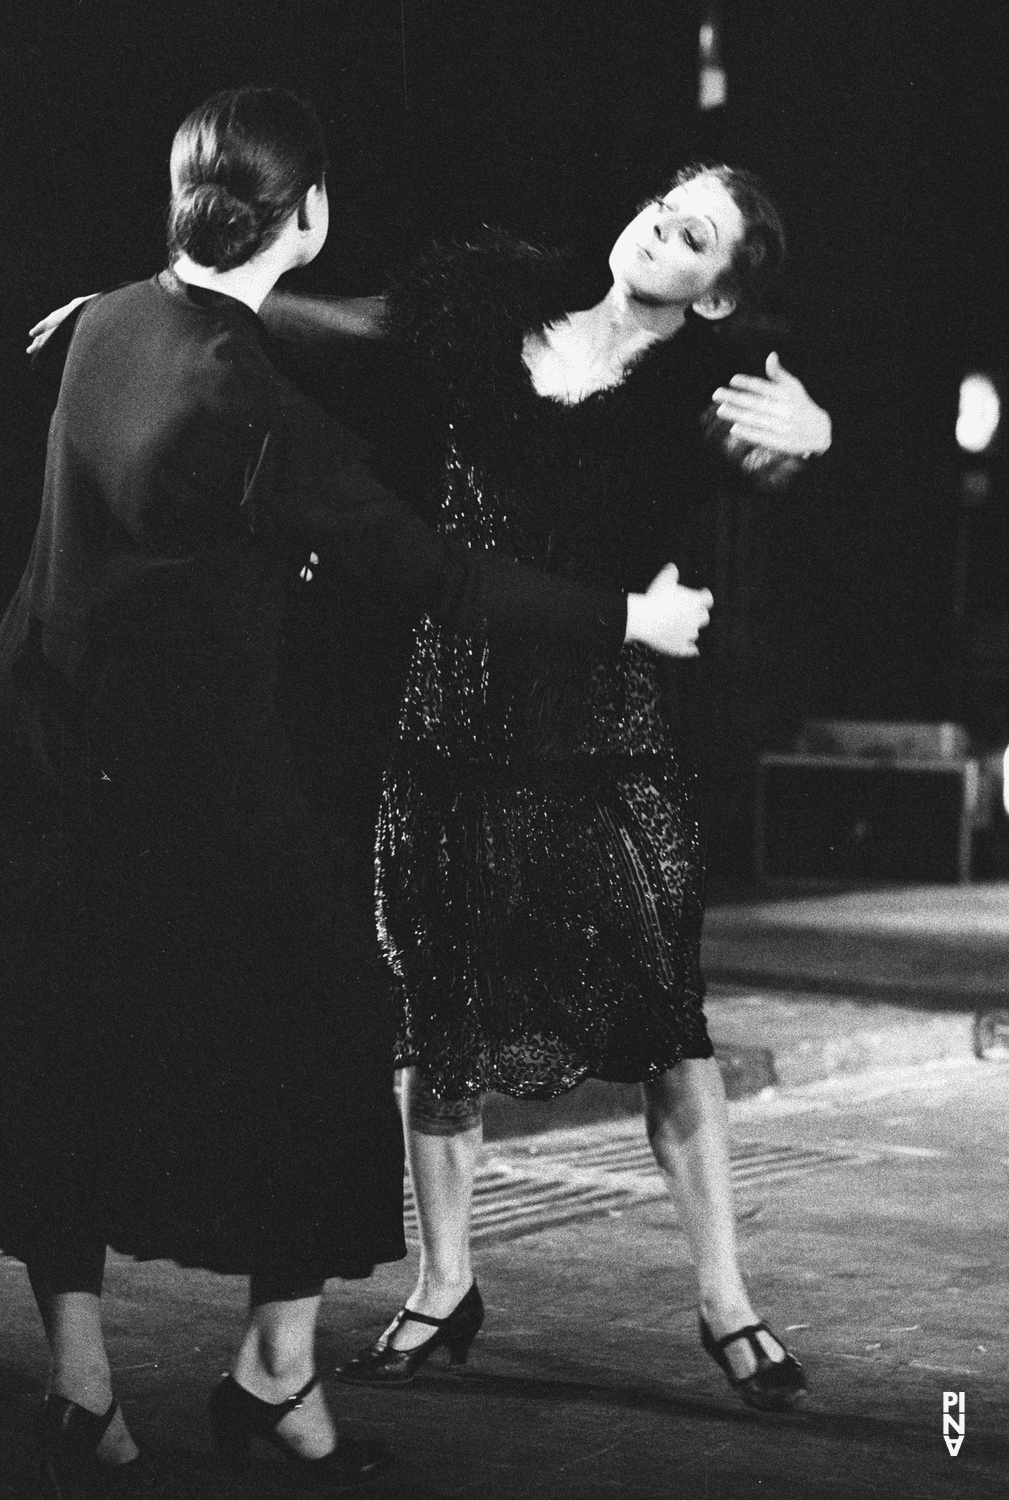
<box><xmin>231</xmin><ymin>1294</ymin><xmax>336</xmax><ymax>1458</ymax></box>
<box><xmin>30</xmin><ymin>1289</ymin><xmax>139</xmax><ymax>1465</ymax></box>
<box><xmin>642</xmin><ymin>1057</ymin><xmax>785</xmax><ymax>1380</ymax></box>
<box><xmin>385</xmin><ymin>1066</ymin><xmax>482</xmax><ymax>1351</ymax></box>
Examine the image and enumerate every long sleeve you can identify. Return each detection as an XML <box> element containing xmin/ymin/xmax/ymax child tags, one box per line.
<box><xmin>256</xmin><ymin>367</ymin><xmax>627</xmax><ymax>653</ymax></box>
<box><xmin>25</xmin><ymin>276</ymin><xmax>627</xmax><ymax>663</ymax></box>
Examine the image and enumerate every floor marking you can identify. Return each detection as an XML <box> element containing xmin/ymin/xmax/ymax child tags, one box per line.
<box><xmin>908</xmin><ymin>1361</ymin><xmax>980</xmax><ymax>1375</ymax></box>
<box><xmin>404</xmin><ymin>1132</ymin><xmax>873</xmax><ymax>1245</ymax></box>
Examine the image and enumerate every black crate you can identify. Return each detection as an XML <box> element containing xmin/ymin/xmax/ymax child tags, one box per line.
<box><xmin>755</xmin><ymin>755</ymin><xmax>980</xmax><ymax>885</ymax></box>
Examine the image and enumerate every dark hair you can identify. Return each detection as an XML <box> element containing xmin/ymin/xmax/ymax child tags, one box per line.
<box><xmin>167</xmin><ymin>87</ymin><xmax>328</xmax><ymax>271</ymax></box>
<box><xmin>670</xmin><ymin>163</ymin><xmax>786</xmax><ymax>311</ymax></box>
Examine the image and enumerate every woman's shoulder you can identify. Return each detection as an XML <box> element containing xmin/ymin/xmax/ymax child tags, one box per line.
<box><xmin>614</xmin><ymin>314</ymin><xmax>771</xmax><ymax>448</ymax></box>
<box><xmin>73</xmin><ymin>274</ymin><xmax>267</xmax><ymax>356</ymax></box>
<box><xmin>66</xmin><ymin>276</ymin><xmax>279</xmax><ymax>436</ymax></box>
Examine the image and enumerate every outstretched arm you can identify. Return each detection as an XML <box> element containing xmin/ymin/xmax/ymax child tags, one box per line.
<box><xmin>28</xmin><ymin>290</ymin><xmax>390</xmax><ymax>358</ymax></box>
<box><xmin>258</xmin><ymin>377</ymin><xmax>712</xmax><ymax>662</ymax></box>
<box><xmin>258</xmin><ymin>291</ymin><xmax>388</xmax><ymax>345</ymax></box>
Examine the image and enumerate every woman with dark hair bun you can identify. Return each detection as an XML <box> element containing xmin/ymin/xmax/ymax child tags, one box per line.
<box><xmin>253</xmin><ymin>164</ymin><xmax>829</xmax><ymax>1412</ymax></box>
<box><xmin>4</xmin><ymin>87</ymin><xmax>704</xmax><ymax>1495</ymax></box>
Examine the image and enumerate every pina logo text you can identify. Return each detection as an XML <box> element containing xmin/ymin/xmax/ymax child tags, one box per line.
<box><xmin>943</xmin><ymin>1391</ymin><xmax>964</xmax><ymax>1456</ymax></box>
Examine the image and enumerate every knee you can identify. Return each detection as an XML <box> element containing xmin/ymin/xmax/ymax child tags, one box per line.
<box><xmin>643</xmin><ymin>1056</ymin><xmax>724</xmax><ymax>1141</ymax></box>
<box><xmin>404</xmin><ymin>1069</ymin><xmax>483</xmax><ymax>1137</ymax></box>
<box><xmin>254</xmin><ymin>1334</ymin><xmax>290</xmax><ymax>1380</ymax></box>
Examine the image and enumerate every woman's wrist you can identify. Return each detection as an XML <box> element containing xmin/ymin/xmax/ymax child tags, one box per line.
<box><xmin>624</xmin><ymin>593</ymin><xmax>648</xmax><ymax>644</ymax></box>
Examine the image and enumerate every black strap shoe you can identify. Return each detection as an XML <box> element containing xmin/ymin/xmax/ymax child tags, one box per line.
<box><xmin>209</xmin><ymin>1372</ymin><xmax>391</xmax><ymax>1488</ymax></box>
<box><xmin>700</xmin><ymin>1315</ymin><xmax>808</xmax><ymax>1411</ymax></box>
<box><xmin>336</xmin><ymin>1282</ymin><xmax>484</xmax><ymax>1386</ymax></box>
<box><xmin>39</xmin><ymin>1395</ymin><xmax>166</xmax><ymax>1498</ymax></box>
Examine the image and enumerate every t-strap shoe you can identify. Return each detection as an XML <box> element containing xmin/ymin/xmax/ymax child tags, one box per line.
<box><xmin>337</xmin><ymin>1282</ymin><xmax>484</xmax><ymax>1386</ymax></box>
<box><xmin>700</xmin><ymin>1315</ymin><xmax>808</xmax><ymax>1411</ymax></box>
<box><xmin>39</xmin><ymin>1394</ymin><xmax>166</xmax><ymax>1498</ymax></box>
<box><xmin>209</xmin><ymin>1373</ymin><xmax>390</xmax><ymax>1487</ymax></box>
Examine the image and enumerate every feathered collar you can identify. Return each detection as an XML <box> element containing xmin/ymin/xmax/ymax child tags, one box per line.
<box><xmin>383</xmin><ymin>229</ymin><xmax>735</xmax><ymax>424</ymax></box>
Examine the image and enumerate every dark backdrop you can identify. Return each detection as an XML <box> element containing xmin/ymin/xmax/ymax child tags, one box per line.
<box><xmin>721</xmin><ymin>3</ymin><xmax>1009</xmax><ymax>737</ymax></box>
<box><xmin>3</xmin><ymin>0</ymin><xmax>1008</xmax><ymax>874</ymax></box>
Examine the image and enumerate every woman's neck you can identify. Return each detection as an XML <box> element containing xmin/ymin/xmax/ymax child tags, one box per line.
<box><xmin>171</xmin><ymin>252</ymin><xmax>282</xmax><ymax>314</ymax></box>
<box><xmin>525</xmin><ymin>286</ymin><xmax>688</xmax><ymax>404</ymax></box>
<box><xmin>578</xmin><ymin>286</ymin><xmax>688</xmax><ymax>363</ymax></box>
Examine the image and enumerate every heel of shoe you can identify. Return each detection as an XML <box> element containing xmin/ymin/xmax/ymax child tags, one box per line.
<box><xmin>444</xmin><ymin>1335</ymin><xmax>473</xmax><ymax>1367</ymax></box>
<box><xmin>443</xmin><ymin>1286</ymin><xmax>484</xmax><ymax>1367</ymax></box>
<box><xmin>443</xmin><ymin>1317</ymin><xmax>481</xmax><ymax>1366</ymax></box>
<box><xmin>207</xmin><ymin>1380</ymin><xmax>252</xmax><ymax>1474</ymax></box>
<box><xmin>210</xmin><ymin>1423</ymin><xmax>252</xmax><ymax>1475</ymax></box>
<box><xmin>38</xmin><ymin>1394</ymin><xmax>120</xmax><ymax>1500</ymax></box>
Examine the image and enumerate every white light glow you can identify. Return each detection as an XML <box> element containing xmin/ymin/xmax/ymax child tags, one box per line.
<box><xmin>699</xmin><ymin>65</ymin><xmax>727</xmax><ymax>110</ymax></box>
<box><xmin>957</xmin><ymin>373</ymin><xmax>1001</xmax><ymax>453</ymax></box>
<box><xmin>1003</xmin><ymin>745</ymin><xmax>1009</xmax><ymax>818</ymax></box>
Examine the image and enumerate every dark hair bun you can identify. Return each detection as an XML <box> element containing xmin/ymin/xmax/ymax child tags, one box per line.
<box><xmin>167</xmin><ymin>88</ymin><xmax>328</xmax><ymax>272</ymax></box>
<box><xmin>171</xmin><ymin>183</ymin><xmax>265</xmax><ymax>272</ymax></box>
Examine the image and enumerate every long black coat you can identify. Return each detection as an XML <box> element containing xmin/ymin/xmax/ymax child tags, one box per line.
<box><xmin>0</xmin><ymin>271</ymin><xmax>624</xmax><ymax>1278</ymax></box>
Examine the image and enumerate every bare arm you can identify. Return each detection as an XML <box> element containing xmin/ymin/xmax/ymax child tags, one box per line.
<box><xmin>258</xmin><ymin>290</ymin><xmax>389</xmax><ymax>345</ymax></box>
<box><xmin>27</xmin><ymin>295</ymin><xmax>98</xmax><ymax>358</ymax></box>
<box><xmin>28</xmin><ymin>290</ymin><xmax>390</xmax><ymax>358</ymax></box>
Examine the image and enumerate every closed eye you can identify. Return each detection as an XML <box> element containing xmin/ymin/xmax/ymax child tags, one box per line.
<box><xmin>638</xmin><ymin>196</ymin><xmax>712</xmax><ymax>253</ymax></box>
<box><xmin>652</xmin><ymin>200</ymin><xmax>705</xmax><ymax>251</ymax></box>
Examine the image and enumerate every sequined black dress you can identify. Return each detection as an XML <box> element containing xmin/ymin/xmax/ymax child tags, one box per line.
<box><xmin>376</xmin><ymin>239</ymin><xmax>760</xmax><ymax>1101</ymax></box>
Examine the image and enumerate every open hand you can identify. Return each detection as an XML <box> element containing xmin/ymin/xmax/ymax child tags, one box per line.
<box><xmin>712</xmin><ymin>352</ymin><xmax>831</xmax><ymax>457</ymax></box>
<box><xmin>27</xmin><ymin>294</ymin><xmax>98</xmax><ymax>356</ymax></box>
<box><xmin>625</xmin><ymin>563</ymin><xmax>713</xmax><ymax>657</ymax></box>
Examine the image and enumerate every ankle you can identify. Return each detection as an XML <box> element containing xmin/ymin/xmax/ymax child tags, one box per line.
<box><xmin>413</xmin><ymin>1269</ymin><xmax>473</xmax><ymax>1299</ymax></box>
<box><xmin>48</xmin><ymin>1364</ymin><xmax>114</xmax><ymax>1415</ymax></box>
<box><xmin>699</xmin><ymin>1289</ymin><xmax>756</xmax><ymax>1334</ymax></box>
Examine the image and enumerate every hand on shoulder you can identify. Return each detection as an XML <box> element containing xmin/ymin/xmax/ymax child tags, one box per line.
<box><xmin>27</xmin><ymin>294</ymin><xmax>99</xmax><ymax>357</ymax></box>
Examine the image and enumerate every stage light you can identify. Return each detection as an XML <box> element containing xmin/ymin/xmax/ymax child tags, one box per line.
<box><xmin>957</xmin><ymin>373</ymin><xmax>1001</xmax><ymax>454</ymax></box>
<box><xmin>699</xmin><ymin>5</ymin><xmax>726</xmax><ymax>111</ymax></box>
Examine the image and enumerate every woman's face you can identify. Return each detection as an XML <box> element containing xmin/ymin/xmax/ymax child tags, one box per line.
<box><xmin>609</xmin><ymin>174</ymin><xmax>744</xmax><ymax>314</ymax></box>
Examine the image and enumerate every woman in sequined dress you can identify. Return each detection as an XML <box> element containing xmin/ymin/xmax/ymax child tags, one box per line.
<box><xmin>257</xmin><ymin>165</ymin><xmax>831</xmax><ymax>1408</ymax></box>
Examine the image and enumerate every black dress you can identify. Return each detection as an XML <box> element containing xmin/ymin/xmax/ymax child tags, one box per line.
<box><xmin>373</xmin><ymin>239</ymin><xmax>795</xmax><ymax>1101</ymax></box>
<box><xmin>0</xmin><ymin>271</ymin><xmax>626</xmax><ymax>1278</ymax></box>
